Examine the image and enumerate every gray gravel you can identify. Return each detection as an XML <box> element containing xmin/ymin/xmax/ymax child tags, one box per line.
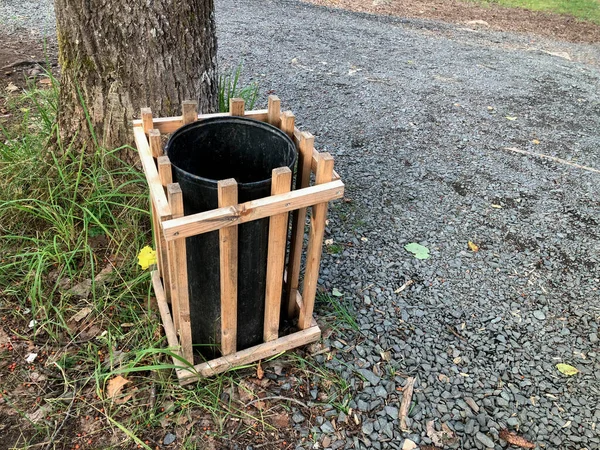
<box><xmin>0</xmin><ymin>0</ymin><xmax>55</xmax><ymax>36</ymax></box>
<box><xmin>216</xmin><ymin>1</ymin><xmax>600</xmax><ymax>449</ymax></box>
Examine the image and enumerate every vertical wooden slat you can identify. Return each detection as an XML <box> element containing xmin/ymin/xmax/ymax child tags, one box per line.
<box><xmin>157</xmin><ymin>156</ymin><xmax>173</xmax><ymax>302</ymax></box>
<box><xmin>167</xmin><ymin>183</ymin><xmax>193</xmax><ymax>363</ymax></box>
<box><xmin>157</xmin><ymin>156</ymin><xmax>173</xmax><ymax>187</ymax></box>
<box><xmin>298</xmin><ymin>152</ymin><xmax>334</xmax><ymax>330</ymax></box>
<box><xmin>182</xmin><ymin>100</ymin><xmax>198</xmax><ymax>125</ymax></box>
<box><xmin>263</xmin><ymin>167</ymin><xmax>293</xmax><ymax>342</ymax></box>
<box><xmin>267</xmin><ymin>95</ymin><xmax>281</xmax><ymax>127</ymax></box>
<box><xmin>280</xmin><ymin>111</ymin><xmax>295</xmax><ymax>138</ymax></box>
<box><xmin>229</xmin><ymin>98</ymin><xmax>245</xmax><ymax>117</ymax></box>
<box><xmin>218</xmin><ymin>178</ymin><xmax>238</xmax><ymax>356</ymax></box>
<box><xmin>141</xmin><ymin>107</ymin><xmax>153</xmax><ymax>133</ymax></box>
<box><xmin>285</xmin><ymin>131</ymin><xmax>314</xmax><ymax>318</ymax></box>
<box><xmin>148</xmin><ymin>129</ymin><xmax>162</xmax><ymax>158</ymax></box>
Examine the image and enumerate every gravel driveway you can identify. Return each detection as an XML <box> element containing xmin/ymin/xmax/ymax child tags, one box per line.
<box><xmin>5</xmin><ymin>0</ymin><xmax>600</xmax><ymax>448</ymax></box>
<box><xmin>218</xmin><ymin>1</ymin><xmax>600</xmax><ymax>449</ymax></box>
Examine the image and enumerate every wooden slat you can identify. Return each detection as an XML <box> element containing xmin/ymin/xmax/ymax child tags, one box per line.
<box><xmin>218</xmin><ymin>179</ymin><xmax>238</xmax><ymax>356</ymax></box>
<box><xmin>133</xmin><ymin>127</ymin><xmax>171</xmax><ymax>219</ymax></box>
<box><xmin>177</xmin><ymin>324</ymin><xmax>321</xmax><ymax>383</ymax></box>
<box><xmin>148</xmin><ymin>129</ymin><xmax>162</xmax><ymax>158</ymax></box>
<box><xmin>157</xmin><ymin>156</ymin><xmax>173</xmax><ymax>187</ymax></box>
<box><xmin>298</xmin><ymin>153</ymin><xmax>334</xmax><ymax>330</ymax></box>
<box><xmin>229</xmin><ymin>98</ymin><xmax>245</xmax><ymax>117</ymax></box>
<box><xmin>167</xmin><ymin>183</ymin><xmax>193</xmax><ymax>364</ymax></box>
<box><xmin>267</xmin><ymin>95</ymin><xmax>281</xmax><ymax>127</ymax></box>
<box><xmin>263</xmin><ymin>167</ymin><xmax>292</xmax><ymax>342</ymax></box>
<box><xmin>285</xmin><ymin>132</ymin><xmax>314</xmax><ymax>317</ymax></box>
<box><xmin>293</xmin><ymin>127</ymin><xmax>341</xmax><ymax>180</ymax></box>
<box><xmin>162</xmin><ymin>179</ymin><xmax>345</xmax><ymax>241</ymax></box>
<box><xmin>156</xmin><ymin>156</ymin><xmax>173</xmax><ymax>302</ymax></box>
<box><xmin>132</xmin><ymin>110</ymin><xmax>269</xmax><ymax>133</ymax></box>
<box><xmin>141</xmin><ymin>107</ymin><xmax>153</xmax><ymax>133</ymax></box>
<box><xmin>182</xmin><ymin>100</ymin><xmax>198</xmax><ymax>125</ymax></box>
<box><xmin>280</xmin><ymin>111</ymin><xmax>295</xmax><ymax>138</ymax></box>
<box><xmin>151</xmin><ymin>271</ymin><xmax>180</xmax><ymax>355</ymax></box>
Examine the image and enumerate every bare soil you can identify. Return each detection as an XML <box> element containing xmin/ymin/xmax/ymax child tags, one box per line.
<box><xmin>303</xmin><ymin>0</ymin><xmax>600</xmax><ymax>43</ymax></box>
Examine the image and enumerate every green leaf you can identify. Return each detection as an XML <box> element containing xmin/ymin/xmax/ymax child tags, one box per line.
<box><xmin>332</xmin><ymin>288</ymin><xmax>343</xmax><ymax>297</ymax></box>
<box><xmin>556</xmin><ymin>363</ymin><xmax>579</xmax><ymax>376</ymax></box>
<box><xmin>404</xmin><ymin>243</ymin><xmax>430</xmax><ymax>260</ymax></box>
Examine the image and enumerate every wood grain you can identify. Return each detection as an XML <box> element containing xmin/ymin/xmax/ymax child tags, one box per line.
<box><xmin>298</xmin><ymin>152</ymin><xmax>334</xmax><ymax>329</ymax></box>
<box><xmin>264</xmin><ymin>167</ymin><xmax>292</xmax><ymax>341</ymax></box>
<box><xmin>162</xmin><ymin>179</ymin><xmax>344</xmax><ymax>241</ymax></box>
<box><xmin>218</xmin><ymin>179</ymin><xmax>239</xmax><ymax>356</ymax></box>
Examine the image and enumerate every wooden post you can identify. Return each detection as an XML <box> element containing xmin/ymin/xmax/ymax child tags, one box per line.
<box><xmin>158</xmin><ymin>156</ymin><xmax>173</xmax><ymax>188</ymax></box>
<box><xmin>218</xmin><ymin>179</ymin><xmax>238</xmax><ymax>356</ymax></box>
<box><xmin>267</xmin><ymin>95</ymin><xmax>281</xmax><ymax>127</ymax></box>
<box><xmin>157</xmin><ymin>156</ymin><xmax>173</xmax><ymax>301</ymax></box>
<box><xmin>148</xmin><ymin>129</ymin><xmax>162</xmax><ymax>158</ymax></box>
<box><xmin>229</xmin><ymin>98</ymin><xmax>245</xmax><ymax>117</ymax></box>
<box><xmin>285</xmin><ymin>132</ymin><xmax>314</xmax><ymax>317</ymax></box>
<box><xmin>280</xmin><ymin>111</ymin><xmax>295</xmax><ymax>138</ymax></box>
<box><xmin>298</xmin><ymin>152</ymin><xmax>334</xmax><ymax>330</ymax></box>
<box><xmin>141</xmin><ymin>107</ymin><xmax>153</xmax><ymax>133</ymax></box>
<box><xmin>182</xmin><ymin>100</ymin><xmax>198</xmax><ymax>125</ymax></box>
<box><xmin>263</xmin><ymin>167</ymin><xmax>292</xmax><ymax>342</ymax></box>
<box><xmin>167</xmin><ymin>183</ymin><xmax>193</xmax><ymax>363</ymax></box>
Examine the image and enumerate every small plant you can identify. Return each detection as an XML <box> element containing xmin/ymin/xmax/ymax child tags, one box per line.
<box><xmin>218</xmin><ymin>64</ymin><xmax>259</xmax><ymax>113</ymax></box>
<box><xmin>316</xmin><ymin>291</ymin><xmax>359</xmax><ymax>332</ymax></box>
<box><xmin>326</xmin><ymin>243</ymin><xmax>344</xmax><ymax>254</ymax></box>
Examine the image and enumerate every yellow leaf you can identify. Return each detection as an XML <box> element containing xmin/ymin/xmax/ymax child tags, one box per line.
<box><xmin>556</xmin><ymin>363</ymin><xmax>579</xmax><ymax>376</ymax></box>
<box><xmin>491</xmin><ymin>204</ymin><xmax>502</xmax><ymax>209</ymax></box>
<box><xmin>505</xmin><ymin>116</ymin><xmax>517</xmax><ymax>121</ymax></box>
<box><xmin>468</xmin><ymin>241</ymin><xmax>479</xmax><ymax>252</ymax></box>
<box><xmin>137</xmin><ymin>245</ymin><xmax>157</xmax><ymax>270</ymax></box>
<box><xmin>106</xmin><ymin>375</ymin><xmax>130</xmax><ymax>399</ymax></box>
<box><xmin>532</xmin><ymin>139</ymin><xmax>540</xmax><ymax>145</ymax></box>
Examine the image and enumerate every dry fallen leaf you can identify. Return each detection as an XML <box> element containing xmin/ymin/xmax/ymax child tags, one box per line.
<box><xmin>532</xmin><ymin>139</ymin><xmax>540</xmax><ymax>145</ymax></box>
<box><xmin>5</xmin><ymin>82</ymin><xmax>18</xmax><ymax>93</ymax></box>
<box><xmin>271</xmin><ymin>413</ymin><xmax>289</xmax><ymax>428</ymax></box>
<box><xmin>556</xmin><ymin>363</ymin><xmax>579</xmax><ymax>376</ymax></box>
<box><xmin>468</xmin><ymin>241</ymin><xmax>479</xmax><ymax>252</ymax></box>
<box><xmin>499</xmin><ymin>429</ymin><xmax>535</xmax><ymax>448</ymax></box>
<box><xmin>106</xmin><ymin>375</ymin><xmax>130</xmax><ymax>399</ymax></box>
<box><xmin>256</xmin><ymin>360</ymin><xmax>264</xmax><ymax>380</ymax></box>
<box><xmin>72</xmin><ymin>306</ymin><xmax>92</xmax><ymax>322</ymax></box>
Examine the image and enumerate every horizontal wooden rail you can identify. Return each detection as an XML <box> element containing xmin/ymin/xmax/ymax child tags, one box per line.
<box><xmin>133</xmin><ymin>127</ymin><xmax>171</xmax><ymax>219</ymax></box>
<box><xmin>162</xmin><ymin>179</ymin><xmax>345</xmax><ymax>241</ymax></box>
<box><xmin>177</xmin><ymin>324</ymin><xmax>321</xmax><ymax>383</ymax></box>
<box><xmin>133</xmin><ymin>109</ymin><xmax>269</xmax><ymax>134</ymax></box>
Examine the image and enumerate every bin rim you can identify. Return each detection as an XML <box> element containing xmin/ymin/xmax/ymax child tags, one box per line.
<box><xmin>164</xmin><ymin>116</ymin><xmax>297</xmax><ymax>190</ymax></box>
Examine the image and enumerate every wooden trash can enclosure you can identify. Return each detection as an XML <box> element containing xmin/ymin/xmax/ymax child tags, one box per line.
<box><xmin>132</xmin><ymin>96</ymin><xmax>344</xmax><ymax>385</ymax></box>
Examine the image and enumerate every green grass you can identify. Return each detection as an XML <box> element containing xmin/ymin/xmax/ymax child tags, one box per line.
<box><xmin>218</xmin><ymin>64</ymin><xmax>259</xmax><ymax>113</ymax></box>
<box><xmin>475</xmin><ymin>0</ymin><xmax>600</xmax><ymax>24</ymax></box>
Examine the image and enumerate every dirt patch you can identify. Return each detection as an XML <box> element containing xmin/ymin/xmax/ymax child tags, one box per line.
<box><xmin>0</xmin><ymin>31</ymin><xmax>58</xmax><ymax>89</ymax></box>
<box><xmin>302</xmin><ymin>0</ymin><xmax>600</xmax><ymax>43</ymax></box>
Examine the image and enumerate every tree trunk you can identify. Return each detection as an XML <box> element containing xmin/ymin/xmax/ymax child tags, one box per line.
<box><xmin>54</xmin><ymin>0</ymin><xmax>217</xmax><ymax>156</ymax></box>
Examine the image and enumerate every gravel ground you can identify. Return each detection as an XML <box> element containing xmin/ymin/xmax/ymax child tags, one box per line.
<box><xmin>0</xmin><ymin>0</ymin><xmax>55</xmax><ymax>35</ymax></box>
<box><xmin>217</xmin><ymin>1</ymin><xmax>600</xmax><ymax>449</ymax></box>
<box><xmin>4</xmin><ymin>0</ymin><xmax>600</xmax><ymax>448</ymax></box>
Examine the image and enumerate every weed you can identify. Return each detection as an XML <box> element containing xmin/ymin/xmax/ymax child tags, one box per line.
<box><xmin>218</xmin><ymin>64</ymin><xmax>259</xmax><ymax>113</ymax></box>
<box><xmin>316</xmin><ymin>292</ymin><xmax>359</xmax><ymax>332</ymax></box>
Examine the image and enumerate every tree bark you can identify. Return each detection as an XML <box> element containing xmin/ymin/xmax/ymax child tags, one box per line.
<box><xmin>54</xmin><ymin>0</ymin><xmax>217</xmax><ymax>155</ymax></box>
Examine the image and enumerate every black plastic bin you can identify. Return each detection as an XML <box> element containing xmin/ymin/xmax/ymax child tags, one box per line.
<box><xmin>165</xmin><ymin>117</ymin><xmax>297</xmax><ymax>357</ymax></box>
